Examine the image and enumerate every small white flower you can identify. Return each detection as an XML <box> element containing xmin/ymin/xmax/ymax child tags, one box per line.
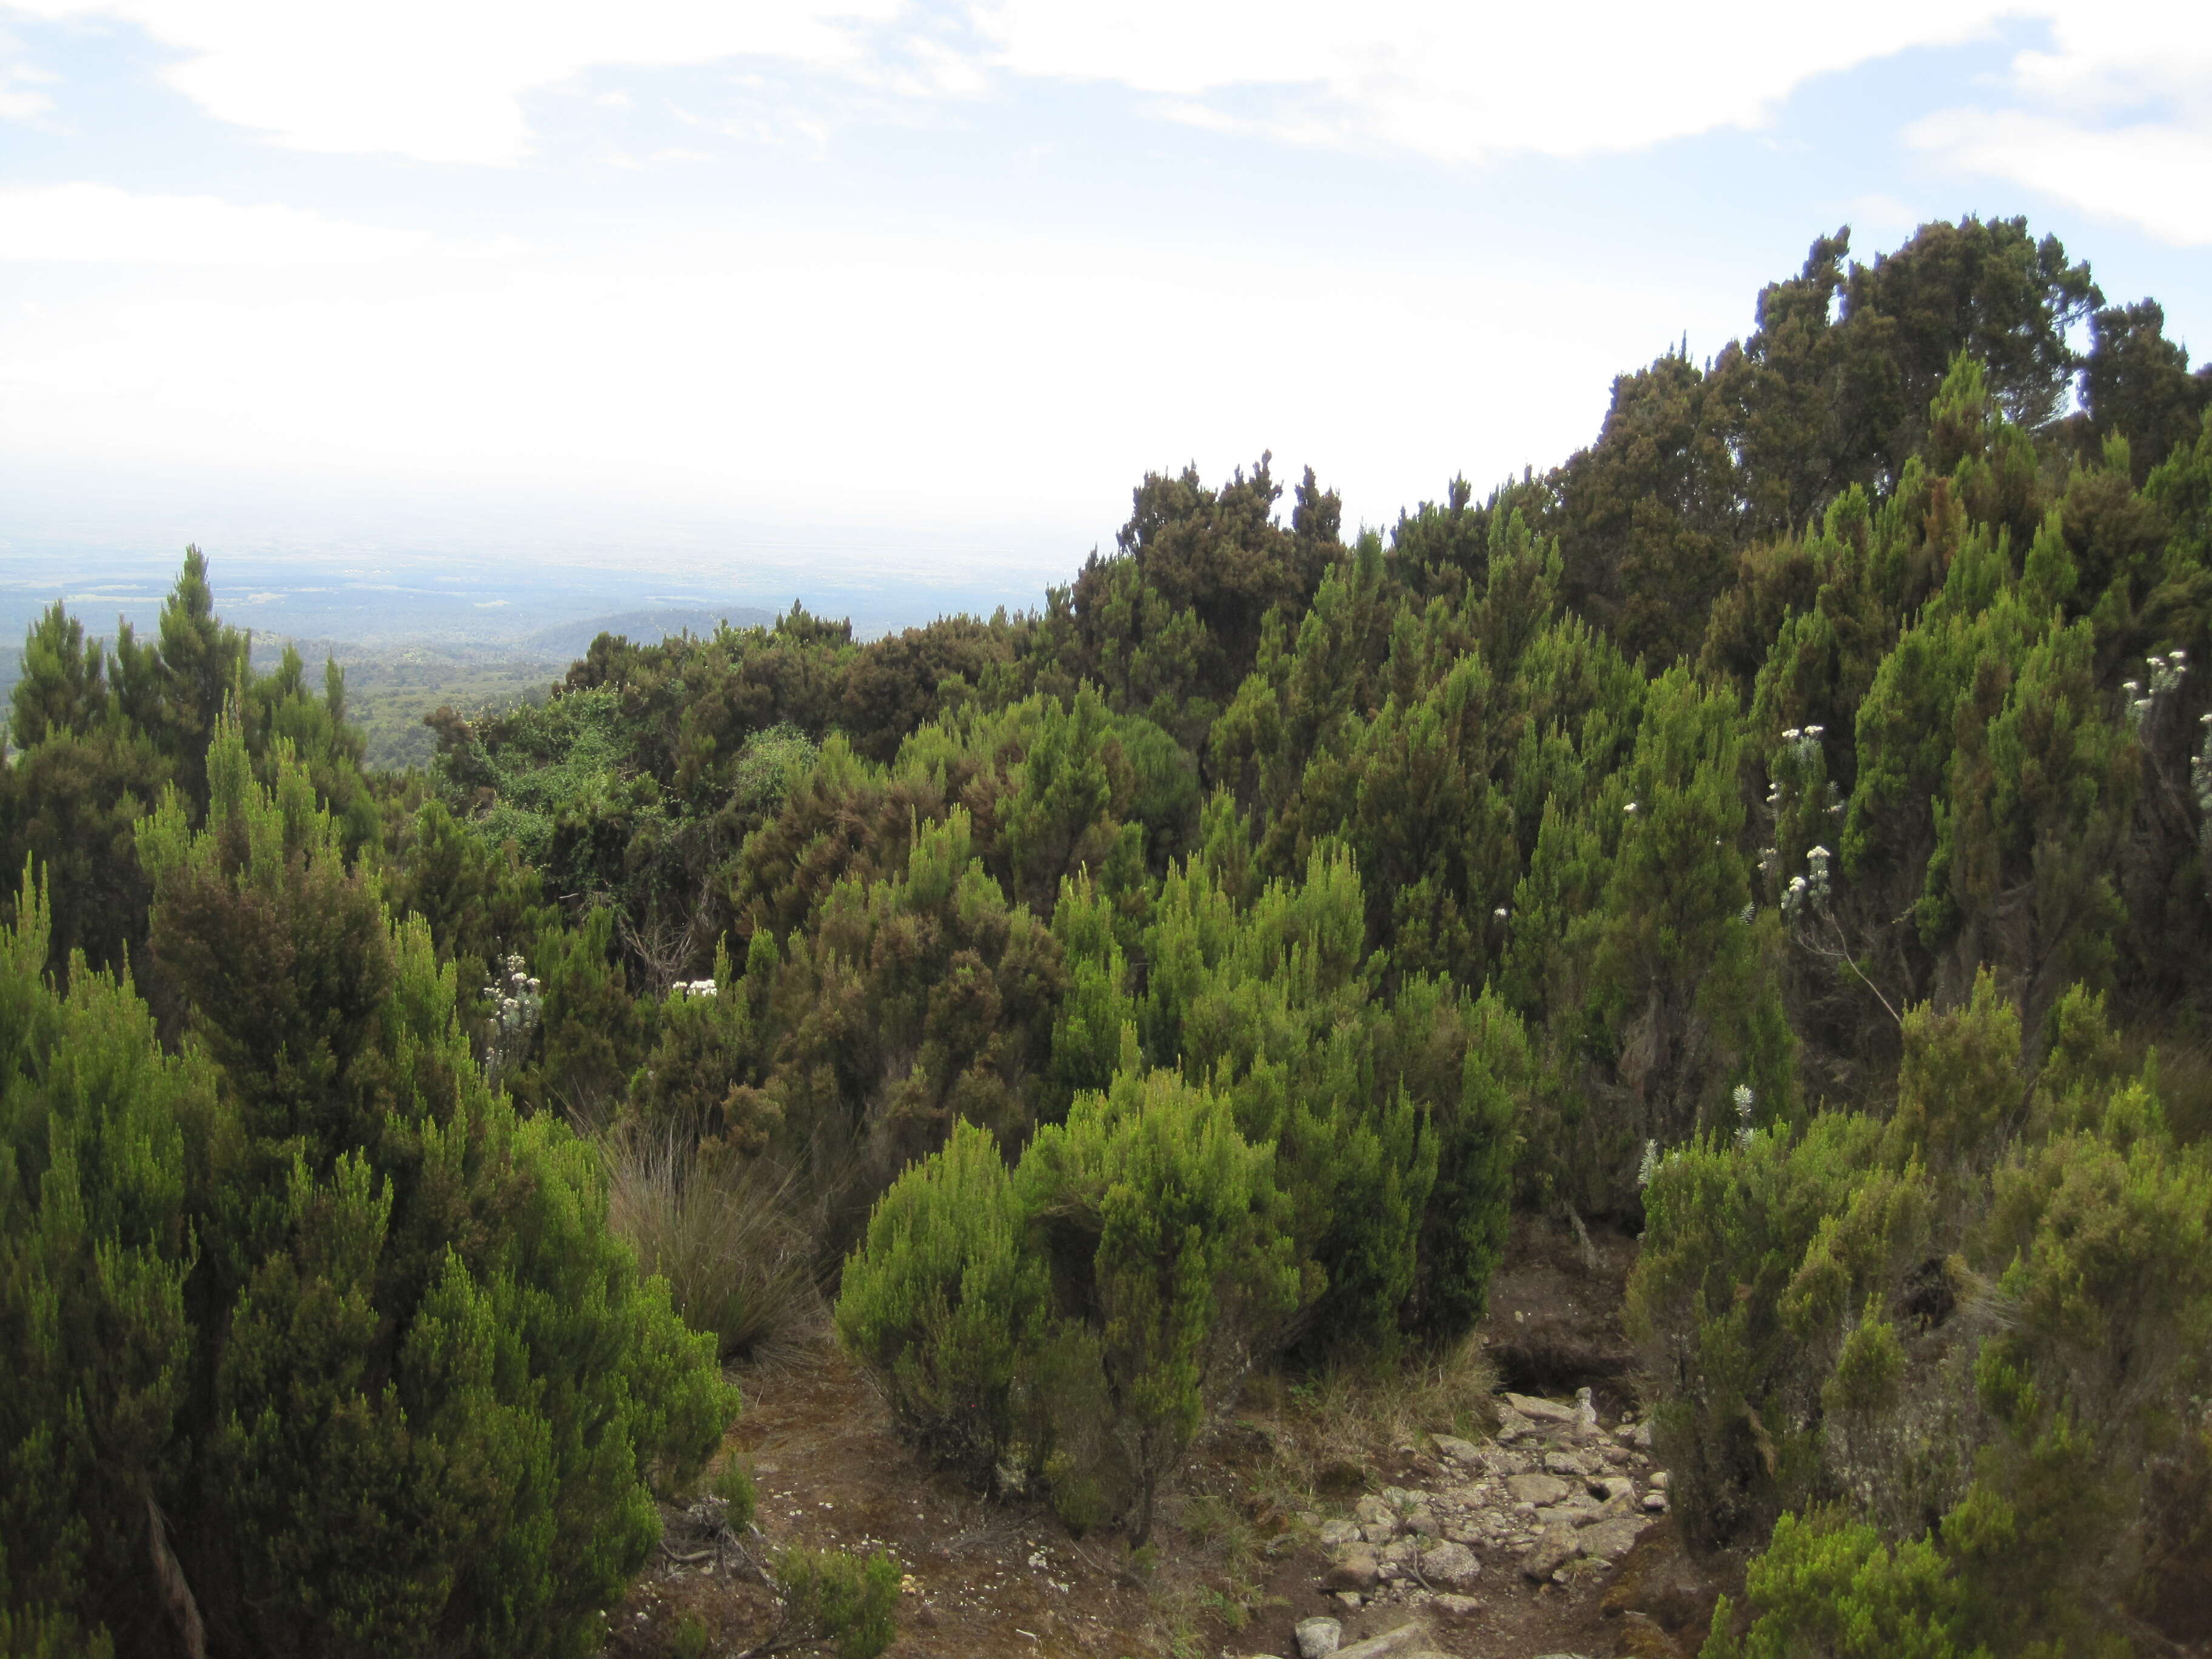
<box><xmin>1808</xmin><ymin>844</ymin><xmax>1831</xmax><ymax>861</ymax></box>
<box><xmin>1493</xmin><ymin>906</ymin><xmax>1509</xmax><ymax>919</ymax></box>
<box><xmin>1804</xmin><ymin>724</ymin><xmax>1825</xmax><ymax>738</ymax></box>
<box><xmin>1782</xmin><ymin>728</ymin><xmax>1801</xmax><ymax>742</ymax></box>
<box><xmin>2122</xmin><ymin>680</ymin><xmax>2142</xmax><ymax>695</ymax></box>
<box><xmin>1624</xmin><ymin>802</ymin><xmax>1638</xmax><ymax>814</ymax></box>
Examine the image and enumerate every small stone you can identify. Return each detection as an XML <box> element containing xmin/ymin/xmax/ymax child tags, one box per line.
<box><xmin>1578</xmin><ymin>1515</ymin><xmax>1651</xmax><ymax>1560</ymax></box>
<box><xmin>1432</xmin><ymin>1434</ymin><xmax>1480</xmax><ymax>1463</ymax></box>
<box><xmin>1417</xmin><ymin>1540</ymin><xmax>1481</xmax><ymax>1590</ymax></box>
<box><xmin>1326</xmin><ymin>1550</ymin><xmax>1381</xmax><ymax>1592</ymax></box>
<box><xmin>1506</xmin><ymin>1472</ymin><xmax>1570</xmax><ymax>1506</ymax></box>
<box><xmin>1429</xmin><ymin>1592</ymin><xmax>1480</xmax><ymax>1617</ymax></box>
<box><xmin>1591</xmin><ymin>1475</ymin><xmax>1635</xmax><ymax>1502</ymax></box>
<box><xmin>1334</xmin><ymin>1591</ymin><xmax>1364</xmax><ymax>1610</ymax></box>
<box><xmin>1643</xmin><ymin>1490</ymin><xmax>1669</xmax><ymax>1513</ymax></box>
<box><xmin>1295</xmin><ymin>1615</ymin><xmax>1343</xmax><ymax>1659</ymax></box>
<box><xmin>1521</xmin><ymin>1524</ymin><xmax>1583</xmax><ymax>1580</ymax></box>
<box><xmin>1334</xmin><ymin>1621</ymin><xmax>1436</xmax><ymax>1659</ymax></box>
<box><xmin>1503</xmin><ymin>1392</ymin><xmax>1578</xmax><ymax>1424</ymax></box>
<box><xmin>1574</xmin><ymin>1386</ymin><xmax>1600</xmax><ymax>1432</ymax></box>
<box><xmin>1355</xmin><ymin>1495</ymin><xmax>1397</xmax><ymax>1532</ymax></box>
<box><xmin>1381</xmin><ymin>1536</ymin><xmax>1420</xmax><ymax>1566</ymax></box>
<box><xmin>1544</xmin><ymin>1449</ymin><xmax>1590</xmax><ymax>1477</ymax></box>
<box><xmin>1650</xmin><ymin>1469</ymin><xmax>1670</xmax><ymax>1489</ymax></box>
<box><xmin>1403</xmin><ymin>1505</ymin><xmax>1440</xmax><ymax>1537</ymax></box>
<box><xmin>1632</xmin><ymin>1421</ymin><xmax>1654</xmax><ymax>1450</ymax></box>
<box><xmin>1319</xmin><ymin>1518</ymin><xmax>1361</xmax><ymax>1547</ymax></box>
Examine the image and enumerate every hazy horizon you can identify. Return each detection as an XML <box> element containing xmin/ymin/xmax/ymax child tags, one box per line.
<box><xmin>5</xmin><ymin>1</ymin><xmax>2209</xmax><ymax>611</ymax></box>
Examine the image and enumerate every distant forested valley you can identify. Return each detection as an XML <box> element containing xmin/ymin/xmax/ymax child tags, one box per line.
<box><xmin>5</xmin><ymin>215</ymin><xmax>2211</xmax><ymax>1658</ymax></box>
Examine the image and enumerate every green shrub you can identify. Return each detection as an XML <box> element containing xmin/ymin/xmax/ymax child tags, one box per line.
<box><xmin>1014</xmin><ymin>1058</ymin><xmax>1306</xmax><ymax>1541</ymax></box>
<box><xmin>774</xmin><ymin>1546</ymin><xmax>900</xmax><ymax>1659</ymax></box>
<box><xmin>835</xmin><ymin>1117</ymin><xmax>1048</xmax><ymax>1476</ymax></box>
<box><xmin>710</xmin><ymin>1461</ymin><xmax>758</xmax><ymax>1530</ymax></box>
<box><xmin>1700</xmin><ymin>1511</ymin><xmax>1983</xmax><ymax>1659</ymax></box>
<box><xmin>0</xmin><ymin>716</ymin><xmax>743</xmax><ymax>1659</ymax></box>
<box><xmin>838</xmin><ymin>1051</ymin><xmax>1307</xmax><ymax>1543</ymax></box>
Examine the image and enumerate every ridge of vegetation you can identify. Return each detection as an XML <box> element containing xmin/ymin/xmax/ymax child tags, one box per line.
<box><xmin>4</xmin><ymin>215</ymin><xmax>2211</xmax><ymax>1658</ymax></box>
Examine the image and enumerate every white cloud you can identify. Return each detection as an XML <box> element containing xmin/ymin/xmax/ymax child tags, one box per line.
<box><xmin>1909</xmin><ymin>109</ymin><xmax>2212</xmax><ymax>246</ymax></box>
<box><xmin>1906</xmin><ymin>5</ymin><xmax>2212</xmax><ymax>246</ymax></box>
<box><xmin>11</xmin><ymin>0</ymin><xmax>907</xmax><ymax>163</ymax></box>
<box><xmin>1</xmin><ymin>26</ymin><xmax>59</xmax><ymax>121</ymax></box>
<box><xmin>0</xmin><ymin>183</ymin><xmax>435</xmax><ymax>263</ymax></box>
<box><xmin>970</xmin><ymin>0</ymin><xmax>2017</xmax><ymax>163</ymax></box>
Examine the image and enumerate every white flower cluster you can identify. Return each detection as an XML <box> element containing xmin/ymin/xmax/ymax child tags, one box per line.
<box><xmin>480</xmin><ymin>953</ymin><xmax>543</xmax><ymax>1088</ymax></box>
<box><xmin>2193</xmin><ymin>711</ymin><xmax>2212</xmax><ymax>820</ymax></box>
<box><xmin>1732</xmin><ymin>1082</ymin><xmax>1757</xmax><ymax>1150</ymax></box>
<box><xmin>1780</xmin><ymin>844</ymin><xmax>1832</xmax><ymax>918</ymax></box>
<box><xmin>675</xmin><ymin>978</ymin><xmax>718</xmax><ymax>998</ymax></box>
<box><xmin>1637</xmin><ymin>1138</ymin><xmax>1661</xmax><ymax>1190</ymax></box>
<box><xmin>2126</xmin><ymin>649</ymin><xmax>2189</xmax><ymax>731</ymax></box>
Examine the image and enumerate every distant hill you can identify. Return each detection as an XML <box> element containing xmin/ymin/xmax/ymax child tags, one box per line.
<box><xmin>518</xmin><ymin>606</ymin><xmax>777</xmax><ymax>660</ymax></box>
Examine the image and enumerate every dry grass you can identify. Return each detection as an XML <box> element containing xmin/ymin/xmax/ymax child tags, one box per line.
<box><xmin>1281</xmin><ymin>1335</ymin><xmax>1502</xmax><ymax>1475</ymax></box>
<box><xmin>601</xmin><ymin>1128</ymin><xmax>822</xmax><ymax>1361</ymax></box>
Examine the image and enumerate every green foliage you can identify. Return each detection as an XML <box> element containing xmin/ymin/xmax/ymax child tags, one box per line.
<box><xmin>1015</xmin><ymin>1060</ymin><xmax>1304</xmax><ymax>1541</ymax></box>
<box><xmin>12</xmin><ymin>214</ymin><xmax>2212</xmax><ymax>1654</ymax></box>
<box><xmin>0</xmin><ymin>721</ymin><xmax>743</xmax><ymax>1659</ymax></box>
<box><xmin>773</xmin><ymin>1545</ymin><xmax>900</xmax><ymax>1659</ymax></box>
<box><xmin>835</xmin><ymin>1118</ymin><xmax>1047</xmax><ymax>1473</ymax></box>
<box><xmin>1700</xmin><ymin>1512</ymin><xmax>1988</xmax><ymax>1659</ymax></box>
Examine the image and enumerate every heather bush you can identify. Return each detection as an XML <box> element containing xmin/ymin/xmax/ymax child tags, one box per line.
<box><xmin>0</xmin><ymin>716</ymin><xmax>742</xmax><ymax>1659</ymax></box>
<box><xmin>834</xmin><ymin>1118</ymin><xmax>1048</xmax><ymax>1476</ymax></box>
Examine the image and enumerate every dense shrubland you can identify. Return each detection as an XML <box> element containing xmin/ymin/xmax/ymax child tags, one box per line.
<box><xmin>6</xmin><ymin>214</ymin><xmax>2212</xmax><ymax>1655</ymax></box>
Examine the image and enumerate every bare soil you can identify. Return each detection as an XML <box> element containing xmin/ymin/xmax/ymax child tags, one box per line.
<box><xmin>605</xmin><ymin>1216</ymin><xmax>1734</xmax><ymax>1659</ymax></box>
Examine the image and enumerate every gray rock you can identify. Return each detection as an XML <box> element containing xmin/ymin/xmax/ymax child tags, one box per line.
<box><xmin>1543</xmin><ymin>1449</ymin><xmax>1590</xmax><ymax>1477</ymax></box>
<box><xmin>1573</xmin><ymin>1386</ymin><xmax>1600</xmax><ymax>1432</ymax></box>
<box><xmin>1355</xmin><ymin>1495</ymin><xmax>1397</xmax><ymax>1534</ymax></box>
<box><xmin>1381</xmin><ymin>1535</ymin><xmax>1420</xmax><ymax>1566</ymax></box>
<box><xmin>1632</xmin><ymin>1420</ymin><xmax>1654</xmax><ymax>1450</ymax></box>
<box><xmin>1590</xmin><ymin>1475</ymin><xmax>1635</xmax><ymax>1502</ymax></box>
<box><xmin>1431</xmin><ymin>1434</ymin><xmax>1480</xmax><ymax>1464</ymax></box>
<box><xmin>1318</xmin><ymin>1517</ymin><xmax>1361</xmax><ymax>1547</ymax></box>
<box><xmin>1503</xmin><ymin>1391</ymin><xmax>1578</xmax><ymax>1424</ymax></box>
<box><xmin>1577</xmin><ymin>1515</ymin><xmax>1651</xmax><ymax>1560</ymax></box>
<box><xmin>1294</xmin><ymin>1615</ymin><xmax>1342</xmax><ymax>1659</ymax></box>
<box><xmin>1650</xmin><ymin>1469</ymin><xmax>1670</xmax><ymax>1489</ymax></box>
<box><xmin>1403</xmin><ymin>1504</ymin><xmax>1440</xmax><ymax>1538</ymax></box>
<box><xmin>1333</xmin><ymin>1591</ymin><xmax>1364</xmax><ymax>1610</ymax></box>
<box><xmin>1335</xmin><ymin>1621</ymin><xmax>1434</xmax><ymax>1659</ymax></box>
<box><xmin>1521</xmin><ymin>1524</ymin><xmax>1583</xmax><ymax>1579</ymax></box>
<box><xmin>1643</xmin><ymin>1490</ymin><xmax>1669</xmax><ymax>1513</ymax></box>
<box><xmin>1325</xmin><ymin>1549</ymin><xmax>1381</xmax><ymax>1592</ymax></box>
<box><xmin>1429</xmin><ymin>1592</ymin><xmax>1480</xmax><ymax>1617</ymax></box>
<box><xmin>1505</xmin><ymin>1472</ymin><xmax>1570</xmax><ymax>1506</ymax></box>
<box><xmin>1417</xmin><ymin>1540</ymin><xmax>1481</xmax><ymax>1590</ymax></box>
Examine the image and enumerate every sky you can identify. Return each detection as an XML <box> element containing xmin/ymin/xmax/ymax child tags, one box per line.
<box><xmin>2</xmin><ymin>2</ymin><xmax>2210</xmax><ymax>615</ymax></box>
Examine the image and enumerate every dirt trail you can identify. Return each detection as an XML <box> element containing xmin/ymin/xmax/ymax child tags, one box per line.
<box><xmin>606</xmin><ymin>1219</ymin><xmax>1729</xmax><ymax>1659</ymax></box>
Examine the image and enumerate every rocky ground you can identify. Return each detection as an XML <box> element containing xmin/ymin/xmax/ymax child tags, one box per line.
<box><xmin>604</xmin><ymin>1221</ymin><xmax>1731</xmax><ymax>1658</ymax></box>
<box><xmin>1257</xmin><ymin>1388</ymin><xmax>1724</xmax><ymax>1659</ymax></box>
